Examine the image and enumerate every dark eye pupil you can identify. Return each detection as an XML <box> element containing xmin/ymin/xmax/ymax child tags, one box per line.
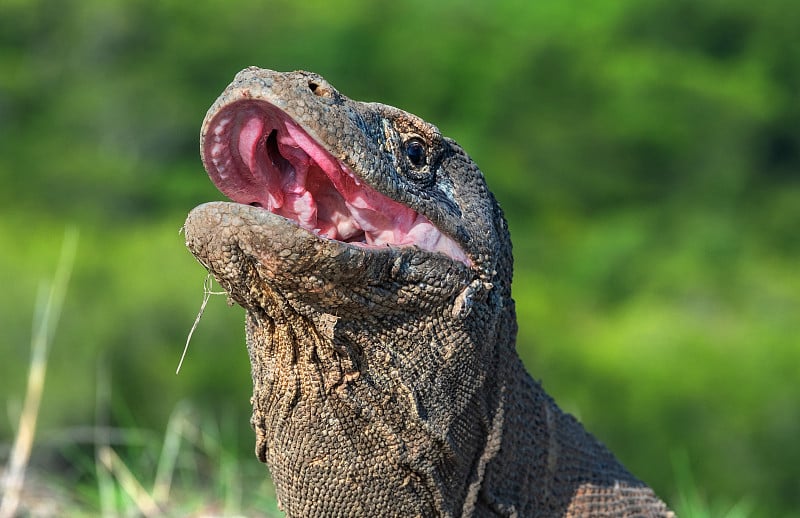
<box><xmin>405</xmin><ymin>139</ymin><xmax>426</xmax><ymax>167</ymax></box>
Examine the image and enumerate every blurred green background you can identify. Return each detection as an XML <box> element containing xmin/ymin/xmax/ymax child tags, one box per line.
<box><xmin>2</xmin><ymin>0</ymin><xmax>799</xmax><ymax>515</ymax></box>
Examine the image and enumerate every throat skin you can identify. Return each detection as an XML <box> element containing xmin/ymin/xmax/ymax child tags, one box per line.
<box><xmin>243</xmin><ymin>295</ymin><xmax>501</xmax><ymax>516</ymax></box>
<box><xmin>184</xmin><ymin>68</ymin><xmax>673</xmax><ymax>517</ymax></box>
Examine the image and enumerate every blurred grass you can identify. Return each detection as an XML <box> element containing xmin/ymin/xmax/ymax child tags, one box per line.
<box><xmin>84</xmin><ymin>402</ymin><xmax>282</xmax><ymax>517</ymax></box>
<box><xmin>1</xmin><ymin>0</ymin><xmax>799</xmax><ymax>515</ymax></box>
<box><xmin>1</xmin><ymin>229</ymin><xmax>76</xmax><ymax>518</ymax></box>
<box><xmin>672</xmin><ymin>450</ymin><xmax>755</xmax><ymax>518</ymax></box>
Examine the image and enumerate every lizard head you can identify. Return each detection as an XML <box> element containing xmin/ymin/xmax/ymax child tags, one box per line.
<box><xmin>185</xmin><ymin>66</ymin><xmax>512</xmax><ymax>316</ymax></box>
<box><xmin>183</xmin><ymin>67</ymin><xmax>516</xmax><ymax>514</ymax></box>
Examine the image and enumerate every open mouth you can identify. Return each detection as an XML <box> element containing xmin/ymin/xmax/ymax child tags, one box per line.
<box><xmin>201</xmin><ymin>101</ymin><xmax>470</xmax><ymax>266</ymax></box>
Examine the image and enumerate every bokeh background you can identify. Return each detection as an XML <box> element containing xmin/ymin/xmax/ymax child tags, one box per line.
<box><xmin>2</xmin><ymin>0</ymin><xmax>799</xmax><ymax>515</ymax></box>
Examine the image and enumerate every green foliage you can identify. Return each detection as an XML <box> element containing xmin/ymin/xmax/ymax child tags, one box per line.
<box><xmin>2</xmin><ymin>0</ymin><xmax>799</xmax><ymax>515</ymax></box>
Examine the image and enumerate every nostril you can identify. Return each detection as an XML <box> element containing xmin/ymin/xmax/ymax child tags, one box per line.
<box><xmin>308</xmin><ymin>79</ymin><xmax>332</xmax><ymax>98</ymax></box>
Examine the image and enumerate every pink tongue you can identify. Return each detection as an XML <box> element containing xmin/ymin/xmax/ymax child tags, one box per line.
<box><xmin>238</xmin><ymin>116</ymin><xmax>316</xmax><ymax>224</ymax></box>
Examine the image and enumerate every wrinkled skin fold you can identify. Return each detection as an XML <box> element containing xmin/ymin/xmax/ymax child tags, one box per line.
<box><xmin>184</xmin><ymin>67</ymin><xmax>673</xmax><ymax>517</ymax></box>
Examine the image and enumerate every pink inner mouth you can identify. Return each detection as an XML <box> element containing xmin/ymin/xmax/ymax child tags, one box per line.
<box><xmin>202</xmin><ymin>102</ymin><xmax>470</xmax><ymax>266</ymax></box>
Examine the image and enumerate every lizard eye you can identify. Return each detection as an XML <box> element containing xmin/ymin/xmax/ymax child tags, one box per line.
<box><xmin>404</xmin><ymin>138</ymin><xmax>427</xmax><ymax>168</ymax></box>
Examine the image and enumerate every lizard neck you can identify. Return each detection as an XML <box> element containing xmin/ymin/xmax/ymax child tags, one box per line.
<box><xmin>243</xmin><ymin>303</ymin><xmax>501</xmax><ymax>516</ymax></box>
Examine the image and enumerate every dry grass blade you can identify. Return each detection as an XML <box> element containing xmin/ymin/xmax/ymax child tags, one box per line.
<box><xmin>94</xmin><ymin>359</ymin><xmax>116</xmax><ymax>518</ymax></box>
<box><xmin>176</xmin><ymin>274</ymin><xmax>226</xmax><ymax>374</ymax></box>
<box><xmin>152</xmin><ymin>401</ymin><xmax>193</xmax><ymax>503</ymax></box>
<box><xmin>0</xmin><ymin>228</ymin><xmax>78</xmax><ymax>518</ymax></box>
<box><xmin>97</xmin><ymin>446</ymin><xmax>162</xmax><ymax>517</ymax></box>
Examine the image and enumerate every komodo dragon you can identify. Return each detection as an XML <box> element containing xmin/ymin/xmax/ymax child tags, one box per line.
<box><xmin>184</xmin><ymin>67</ymin><xmax>673</xmax><ymax>517</ymax></box>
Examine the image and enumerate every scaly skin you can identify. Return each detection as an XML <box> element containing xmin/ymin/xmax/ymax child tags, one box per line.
<box><xmin>184</xmin><ymin>67</ymin><xmax>673</xmax><ymax>517</ymax></box>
